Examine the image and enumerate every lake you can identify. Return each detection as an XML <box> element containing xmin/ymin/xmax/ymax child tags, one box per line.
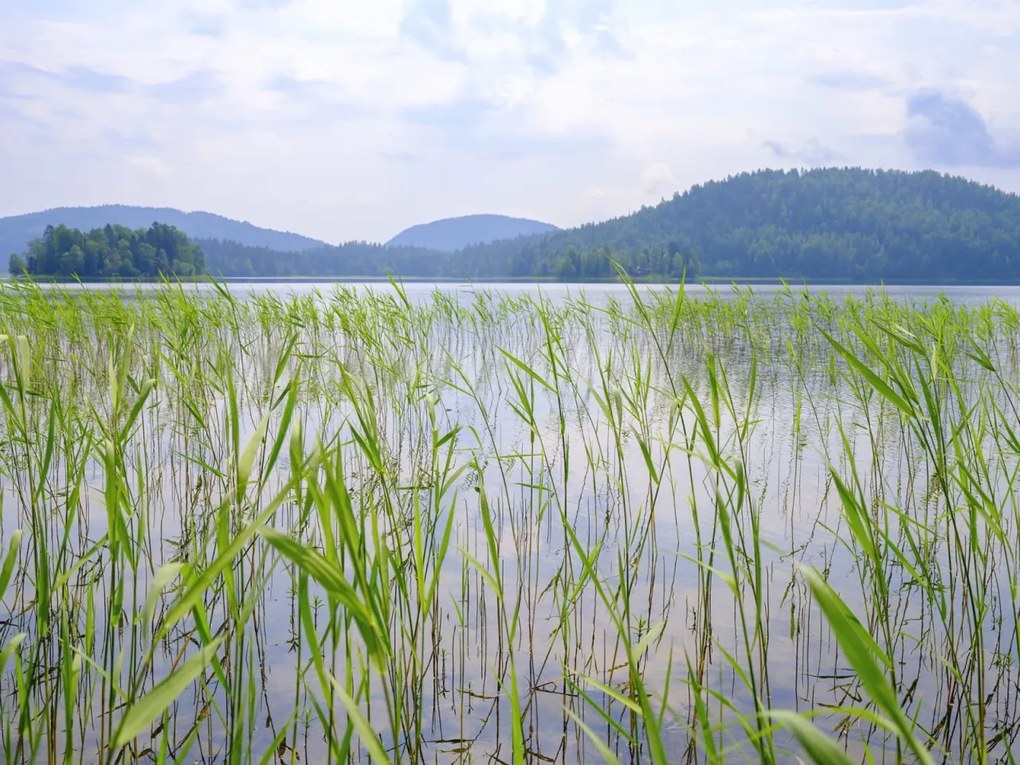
<box><xmin>31</xmin><ymin>278</ymin><xmax>1020</xmax><ymax>308</ymax></box>
<box><xmin>0</xmin><ymin>280</ymin><xmax>1017</xmax><ymax>763</ymax></box>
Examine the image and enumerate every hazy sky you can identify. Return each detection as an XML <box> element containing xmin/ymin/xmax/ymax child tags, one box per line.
<box><xmin>1</xmin><ymin>0</ymin><xmax>1019</xmax><ymax>243</ymax></box>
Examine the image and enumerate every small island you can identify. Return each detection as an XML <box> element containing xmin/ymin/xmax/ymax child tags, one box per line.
<box><xmin>8</xmin><ymin>222</ymin><xmax>205</xmax><ymax>279</ymax></box>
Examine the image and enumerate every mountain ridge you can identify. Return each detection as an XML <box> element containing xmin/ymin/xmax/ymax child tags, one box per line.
<box><xmin>386</xmin><ymin>214</ymin><xmax>558</xmax><ymax>252</ymax></box>
<box><xmin>494</xmin><ymin>167</ymin><xmax>1020</xmax><ymax>281</ymax></box>
<box><xmin>0</xmin><ymin>205</ymin><xmax>329</xmax><ymax>260</ymax></box>
<box><xmin>8</xmin><ymin>168</ymin><xmax>1020</xmax><ymax>282</ymax></box>
<box><xmin>194</xmin><ymin>168</ymin><xmax>1020</xmax><ymax>282</ymax></box>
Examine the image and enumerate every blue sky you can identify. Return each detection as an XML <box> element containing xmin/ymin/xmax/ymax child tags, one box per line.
<box><xmin>1</xmin><ymin>0</ymin><xmax>1018</xmax><ymax>242</ymax></box>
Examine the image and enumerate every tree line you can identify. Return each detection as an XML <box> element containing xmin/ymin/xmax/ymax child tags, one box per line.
<box><xmin>493</xmin><ymin>168</ymin><xmax>1020</xmax><ymax>281</ymax></box>
<box><xmin>199</xmin><ymin>168</ymin><xmax>1020</xmax><ymax>282</ymax></box>
<box><xmin>9</xmin><ymin>223</ymin><xmax>205</xmax><ymax>278</ymax></box>
<box><xmin>12</xmin><ymin>168</ymin><xmax>1020</xmax><ymax>282</ymax></box>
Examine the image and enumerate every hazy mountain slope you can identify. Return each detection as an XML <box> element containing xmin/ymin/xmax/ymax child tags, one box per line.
<box><xmin>199</xmin><ymin>169</ymin><xmax>1020</xmax><ymax>281</ymax></box>
<box><xmin>1</xmin><ymin>205</ymin><xmax>328</xmax><ymax>259</ymax></box>
<box><xmin>12</xmin><ymin>169</ymin><xmax>1020</xmax><ymax>282</ymax></box>
<box><xmin>386</xmin><ymin>214</ymin><xmax>558</xmax><ymax>252</ymax></box>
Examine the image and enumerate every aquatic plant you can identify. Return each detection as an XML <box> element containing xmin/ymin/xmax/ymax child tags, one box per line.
<box><xmin>0</xmin><ymin>278</ymin><xmax>1017</xmax><ymax>763</ymax></box>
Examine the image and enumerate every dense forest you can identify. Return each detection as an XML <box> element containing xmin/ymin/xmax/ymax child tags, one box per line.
<box><xmin>196</xmin><ymin>237</ymin><xmax>546</xmax><ymax>278</ymax></box>
<box><xmin>11</xmin><ymin>169</ymin><xmax>1020</xmax><ymax>282</ymax></box>
<box><xmin>9</xmin><ymin>223</ymin><xmax>206</xmax><ymax>278</ymax></box>
<box><xmin>501</xmin><ymin>167</ymin><xmax>1020</xmax><ymax>281</ymax></box>
<box><xmin>199</xmin><ymin>169</ymin><xmax>1020</xmax><ymax>282</ymax></box>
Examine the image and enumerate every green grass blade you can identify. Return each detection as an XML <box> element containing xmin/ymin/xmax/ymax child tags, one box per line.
<box><xmin>113</xmin><ymin>638</ymin><xmax>223</xmax><ymax>748</ymax></box>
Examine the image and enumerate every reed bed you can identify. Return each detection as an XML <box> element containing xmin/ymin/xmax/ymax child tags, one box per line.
<box><xmin>0</xmin><ymin>279</ymin><xmax>1018</xmax><ymax>764</ymax></box>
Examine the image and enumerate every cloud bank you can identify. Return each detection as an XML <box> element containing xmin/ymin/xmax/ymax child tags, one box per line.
<box><xmin>0</xmin><ymin>0</ymin><xmax>1018</xmax><ymax>241</ymax></box>
<box><xmin>905</xmin><ymin>90</ymin><xmax>1020</xmax><ymax>168</ymax></box>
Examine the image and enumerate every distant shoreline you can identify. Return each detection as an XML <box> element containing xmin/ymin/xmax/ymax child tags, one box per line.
<box><xmin>7</xmin><ymin>274</ymin><xmax>1020</xmax><ymax>287</ymax></box>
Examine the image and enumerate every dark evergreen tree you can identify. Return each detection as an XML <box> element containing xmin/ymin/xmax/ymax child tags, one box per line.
<box><xmin>10</xmin><ymin>222</ymin><xmax>206</xmax><ymax>278</ymax></box>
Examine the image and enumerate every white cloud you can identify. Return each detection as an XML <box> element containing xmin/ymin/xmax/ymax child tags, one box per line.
<box><xmin>0</xmin><ymin>0</ymin><xmax>1018</xmax><ymax>240</ymax></box>
<box><xmin>124</xmin><ymin>155</ymin><xmax>175</xmax><ymax>178</ymax></box>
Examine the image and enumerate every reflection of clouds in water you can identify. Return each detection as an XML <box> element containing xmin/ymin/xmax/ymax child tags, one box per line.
<box><xmin>3</xmin><ymin>283</ymin><xmax>1018</xmax><ymax>761</ymax></box>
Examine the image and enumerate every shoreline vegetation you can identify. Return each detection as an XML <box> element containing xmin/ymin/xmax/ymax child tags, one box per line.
<box><xmin>8</xmin><ymin>222</ymin><xmax>205</xmax><ymax>280</ymax></box>
<box><xmin>0</xmin><ymin>276</ymin><xmax>1018</xmax><ymax>762</ymax></box>
<box><xmin>179</xmin><ymin>168</ymin><xmax>1020</xmax><ymax>281</ymax></box>
<box><xmin>9</xmin><ymin>169</ymin><xmax>1020</xmax><ymax>285</ymax></box>
<box><xmin>10</xmin><ymin>272</ymin><xmax>1020</xmax><ymax>287</ymax></box>
<box><xmin>11</xmin><ymin>275</ymin><xmax>1020</xmax><ymax>286</ymax></box>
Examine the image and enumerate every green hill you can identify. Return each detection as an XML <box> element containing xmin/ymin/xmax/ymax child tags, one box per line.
<box><xmin>490</xmin><ymin>168</ymin><xmax>1020</xmax><ymax>281</ymax></box>
<box><xmin>202</xmin><ymin>168</ymin><xmax>1020</xmax><ymax>282</ymax></box>
<box><xmin>386</xmin><ymin>214</ymin><xmax>558</xmax><ymax>251</ymax></box>
<box><xmin>12</xmin><ymin>169</ymin><xmax>1020</xmax><ymax>282</ymax></box>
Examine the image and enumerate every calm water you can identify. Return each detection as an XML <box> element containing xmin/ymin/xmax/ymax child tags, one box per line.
<box><xmin>29</xmin><ymin>278</ymin><xmax>1020</xmax><ymax>307</ymax></box>
<box><xmin>0</xmin><ymin>281</ymin><xmax>1017</xmax><ymax>763</ymax></box>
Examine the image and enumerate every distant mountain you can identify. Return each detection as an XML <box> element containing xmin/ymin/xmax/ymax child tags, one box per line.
<box><xmin>197</xmin><ymin>169</ymin><xmax>1020</xmax><ymax>281</ymax></box>
<box><xmin>386</xmin><ymin>214</ymin><xmax>558</xmax><ymax>252</ymax></box>
<box><xmin>0</xmin><ymin>205</ymin><xmax>328</xmax><ymax>260</ymax></box>
<box><xmin>477</xmin><ymin>168</ymin><xmax>1020</xmax><ymax>282</ymax></box>
<box><xmin>12</xmin><ymin>169</ymin><xmax>1020</xmax><ymax>282</ymax></box>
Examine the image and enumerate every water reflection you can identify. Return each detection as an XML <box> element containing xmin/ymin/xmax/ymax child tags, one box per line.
<box><xmin>0</xmin><ymin>283</ymin><xmax>1017</xmax><ymax>762</ymax></box>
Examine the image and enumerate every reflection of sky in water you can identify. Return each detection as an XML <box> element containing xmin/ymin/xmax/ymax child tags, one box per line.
<box><xmin>1</xmin><ymin>284</ymin><xmax>1018</xmax><ymax>762</ymax></box>
<box><xmin>28</xmin><ymin>279</ymin><xmax>1020</xmax><ymax>310</ymax></box>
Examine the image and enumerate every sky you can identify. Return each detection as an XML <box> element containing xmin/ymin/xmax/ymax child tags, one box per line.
<box><xmin>1</xmin><ymin>0</ymin><xmax>1019</xmax><ymax>244</ymax></box>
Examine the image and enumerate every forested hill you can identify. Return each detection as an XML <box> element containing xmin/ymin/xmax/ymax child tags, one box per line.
<box><xmin>492</xmin><ymin>168</ymin><xmax>1020</xmax><ymax>281</ymax></box>
<box><xmin>198</xmin><ymin>168</ymin><xmax>1020</xmax><ymax>281</ymax></box>
<box><xmin>386</xmin><ymin>214</ymin><xmax>558</xmax><ymax>251</ymax></box>
<box><xmin>11</xmin><ymin>169</ymin><xmax>1020</xmax><ymax>281</ymax></box>
<box><xmin>0</xmin><ymin>205</ymin><xmax>327</xmax><ymax>261</ymax></box>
